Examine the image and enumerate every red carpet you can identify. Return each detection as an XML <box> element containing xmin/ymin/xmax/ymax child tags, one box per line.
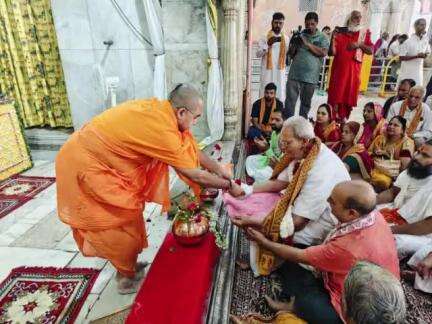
<box><xmin>0</xmin><ymin>175</ymin><xmax>55</xmax><ymax>219</ymax></box>
<box><xmin>127</xmin><ymin>233</ymin><xmax>220</xmax><ymax>324</ymax></box>
<box><xmin>0</xmin><ymin>266</ymin><xmax>99</xmax><ymax>324</ymax></box>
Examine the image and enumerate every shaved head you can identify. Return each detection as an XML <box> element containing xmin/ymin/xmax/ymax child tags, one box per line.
<box><xmin>328</xmin><ymin>180</ymin><xmax>377</xmax><ymax>222</ymax></box>
<box><xmin>168</xmin><ymin>83</ymin><xmax>203</xmax><ymax>113</ymax></box>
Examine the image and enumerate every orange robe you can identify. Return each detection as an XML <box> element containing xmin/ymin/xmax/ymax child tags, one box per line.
<box><xmin>56</xmin><ymin>99</ymin><xmax>200</xmax><ymax>277</ymax></box>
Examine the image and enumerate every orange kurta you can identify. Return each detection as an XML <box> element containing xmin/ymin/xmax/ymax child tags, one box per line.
<box><xmin>56</xmin><ymin>99</ymin><xmax>200</xmax><ymax>276</ymax></box>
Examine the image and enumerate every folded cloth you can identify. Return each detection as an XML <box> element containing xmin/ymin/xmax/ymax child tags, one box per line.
<box><xmin>223</xmin><ymin>192</ymin><xmax>281</xmax><ymax>222</ymax></box>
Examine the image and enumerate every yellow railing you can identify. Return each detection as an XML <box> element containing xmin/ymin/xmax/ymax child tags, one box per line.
<box><xmin>378</xmin><ymin>56</ymin><xmax>399</xmax><ymax>98</ymax></box>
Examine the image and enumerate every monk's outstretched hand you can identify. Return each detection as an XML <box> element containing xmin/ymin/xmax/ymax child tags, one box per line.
<box><xmin>229</xmin><ymin>182</ymin><xmax>244</xmax><ymax>197</ymax></box>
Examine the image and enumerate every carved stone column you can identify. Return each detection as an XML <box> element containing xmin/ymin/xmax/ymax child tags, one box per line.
<box><xmin>221</xmin><ymin>0</ymin><xmax>241</xmax><ymax>141</ymax></box>
<box><xmin>368</xmin><ymin>0</ymin><xmax>390</xmax><ymax>42</ymax></box>
<box><xmin>388</xmin><ymin>0</ymin><xmax>405</xmax><ymax>35</ymax></box>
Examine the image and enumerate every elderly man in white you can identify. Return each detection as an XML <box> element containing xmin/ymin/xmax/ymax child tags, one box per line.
<box><xmin>387</xmin><ymin>86</ymin><xmax>432</xmax><ymax>145</ymax></box>
<box><xmin>398</xmin><ymin>18</ymin><xmax>431</xmax><ymax>86</ymax></box>
<box><xmin>257</xmin><ymin>12</ymin><xmax>289</xmax><ymax>103</ymax></box>
<box><xmin>230</xmin><ymin>116</ymin><xmax>350</xmax><ymax>276</ymax></box>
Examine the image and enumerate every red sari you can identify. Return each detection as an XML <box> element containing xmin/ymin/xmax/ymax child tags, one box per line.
<box><xmin>314</xmin><ymin>121</ymin><xmax>341</xmax><ymax>145</ymax></box>
<box><xmin>328</xmin><ymin>29</ymin><xmax>373</xmax><ymax>120</ymax></box>
<box><xmin>360</xmin><ymin>103</ymin><xmax>387</xmax><ymax>148</ymax></box>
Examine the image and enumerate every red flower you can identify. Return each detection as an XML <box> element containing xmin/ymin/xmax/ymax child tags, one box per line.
<box><xmin>187</xmin><ymin>202</ymin><xmax>198</xmax><ymax>211</ymax></box>
<box><xmin>217</xmin><ymin>157</ymin><xmax>222</xmax><ymax>162</ymax></box>
<box><xmin>235</xmin><ymin>179</ymin><xmax>242</xmax><ymax>185</ymax></box>
<box><xmin>214</xmin><ymin>143</ymin><xmax>222</xmax><ymax>150</ymax></box>
<box><xmin>194</xmin><ymin>214</ymin><xmax>202</xmax><ymax>223</ymax></box>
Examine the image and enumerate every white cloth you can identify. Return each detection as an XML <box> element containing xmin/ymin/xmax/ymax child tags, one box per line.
<box><xmin>408</xmin><ymin>243</ymin><xmax>432</xmax><ymax>293</ymax></box>
<box><xmin>387</xmin><ymin>101</ymin><xmax>432</xmax><ymax>140</ymax></box>
<box><xmin>245</xmin><ymin>154</ymin><xmax>273</xmax><ymax>184</ymax></box>
<box><xmin>277</xmin><ymin>144</ymin><xmax>351</xmax><ymax>246</ymax></box>
<box><xmin>388</xmin><ymin>41</ymin><xmax>400</xmax><ymax>57</ymax></box>
<box><xmin>398</xmin><ymin>34</ymin><xmax>431</xmax><ymax>86</ymax></box>
<box><xmin>398</xmin><ymin>183</ymin><xmax>432</xmax><ymax>223</ymax></box>
<box><xmin>200</xmin><ymin>4</ymin><xmax>224</xmax><ymax>147</ymax></box>
<box><xmin>143</xmin><ymin>0</ymin><xmax>166</xmax><ymax>99</ymax></box>
<box><xmin>393</xmin><ymin>170</ymin><xmax>432</xmax><ymax>209</ymax></box>
<box><xmin>257</xmin><ymin>33</ymin><xmax>289</xmax><ymax>103</ymax></box>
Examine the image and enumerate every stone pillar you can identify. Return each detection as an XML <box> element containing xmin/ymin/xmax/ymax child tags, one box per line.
<box><xmin>368</xmin><ymin>0</ymin><xmax>390</xmax><ymax>43</ymax></box>
<box><xmin>222</xmin><ymin>0</ymin><xmax>241</xmax><ymax>141</ymax></box>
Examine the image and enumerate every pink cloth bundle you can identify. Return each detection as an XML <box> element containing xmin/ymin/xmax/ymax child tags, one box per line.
<box><xmin>223</xmin><ymin>192</ymin><xmax>281</xmax><ymax>222</ymax></box>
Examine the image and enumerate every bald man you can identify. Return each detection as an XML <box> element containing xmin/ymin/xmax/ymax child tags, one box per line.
<box><xmin>235</xmin><ymin>181</ymin><xmax>399</xmax><ymax>324</ymax></box>
<box><xmin>56</xmin><ymin>84</ymin><xmax>242</xmax><ymax>294</ymax></box>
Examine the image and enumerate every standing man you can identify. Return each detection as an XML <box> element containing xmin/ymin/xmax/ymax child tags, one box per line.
<box><xmin>285</xmin><ymin>12</ymin><xmax>329</xmax><ymax>118</ymax></box>
<box><xmin>398</xmin><ymin>18</ymin><xmax>431</xmax><ymax>86</ymax></box>
<box><xmin>327</xmin><ymin>10</ymin><xmax>373</xmax><ymax>121</ymax></box>
<box><xmin>56</xmin><ymin>84</ymin><xmax>242</xmax><ymax>294</ymax></box>
<box><xmin>374</xmin><ymin>31</ymin><xmax>390</xmax><ymax>57</ymax></box>
<box><xmin>257</xmin><ymin>12</ymin><xmax>289</xmax><ymax>103</ymax></box>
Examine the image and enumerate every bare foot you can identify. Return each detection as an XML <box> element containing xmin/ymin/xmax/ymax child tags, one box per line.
<box><xmin>229</xmin><ymin>314</ymin><xmax>244</xmax><ymax>324</ymax></box>
<box><xmin>264</xmin><ymin>295</ymin><xmax>295</xmax><ymax>312</ymax></box>
<box><xmin>135</xmin><ymin>261</ymin><xmax>149</xmax><ymax>281</ymax></box>
<box><xmin>236</xmin><ymin>259</ymin><xmax>250</xmax><ymax>270</ymax></box>
<box><xmin>117</xmin><ymin>276</ymin><xmax>141</xmax><ymax>294</ymax></box>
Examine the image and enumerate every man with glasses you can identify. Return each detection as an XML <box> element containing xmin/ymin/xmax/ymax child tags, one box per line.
<box><xmin>56</xmin><ymin>83</ymin><xmax>242</xmax><ymax>294</ymax></box>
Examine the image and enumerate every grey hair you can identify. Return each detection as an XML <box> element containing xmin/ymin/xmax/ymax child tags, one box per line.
<box><xmin>168</xmin><ymin>83</ymin><xmax>202</xmax><ymax>112</ymax></box>
<box><xmin>410</xmin><ymin>85</ymin><xmax>425</xmax><ymax>97</ymax></box>
<box><xmin>282</xmin><ymin>116</ymin><xmax>315</xmax><ymax>140</ymax></box>
<box><xmin>343</xmin><ymin>261</ymin><xmax>406</xmax><ymax>324</ymax></box>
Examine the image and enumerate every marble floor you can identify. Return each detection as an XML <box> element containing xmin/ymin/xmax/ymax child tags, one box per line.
<box><xmin>0</xmin><ymin>160</ymin><xmax>173</xmax><ymax>323</ymax></box>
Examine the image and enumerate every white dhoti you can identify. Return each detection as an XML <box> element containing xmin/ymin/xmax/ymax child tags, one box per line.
<box><xmin>245</xmin><ymin>154</ymin><xmax>273</xmax><ymax>184</ymax></box>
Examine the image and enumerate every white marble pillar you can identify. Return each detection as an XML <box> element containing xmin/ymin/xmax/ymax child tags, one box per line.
<box><xmin>222</xmin><ymin>0</ymin><xmax>241</xmax><ymax>141</ymax></box>
<box><xmin>388</xmin><ymin>0</ymin><xmax>405</xmax><ymax>35</ymax></box>
<box><xmin>368</xmin><ymin>0</ymin><xmax>390</xmax><ymax>43</ymax></box>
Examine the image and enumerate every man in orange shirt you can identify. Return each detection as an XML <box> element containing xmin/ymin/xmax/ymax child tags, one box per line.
<box><xmin>56</xmin><ymin>84</ymin><xmax>241</xmax><ymax>293</ymax></box>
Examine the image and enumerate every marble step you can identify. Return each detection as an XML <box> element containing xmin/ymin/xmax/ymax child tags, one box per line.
<box><xmin>25</xmin><ymin>128</ymin><xmax>73</xmax><ymax>150</ymax></box>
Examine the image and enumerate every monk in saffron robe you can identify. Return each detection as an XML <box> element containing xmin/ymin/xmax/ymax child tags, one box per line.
<box><xmin>327</xmin><ymin>11</ymin><xmax>373</xmax><ymax>121</ymax></box>
<box><xmin>56</xmin><ymin>84</ymin><xmax>241</xmax><ymax>294</ymax></box>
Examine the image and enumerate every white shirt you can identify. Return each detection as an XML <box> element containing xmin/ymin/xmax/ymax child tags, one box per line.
<box><xmin>394</xmin><ymin>170</ymin><xmax>432</xmax><ymax>209</ymax></box>
<box><xmin>257</xmin><ymin>32</ymin><xmax>289</xmax><ymax>103</ymax></box>
<box><xmin>277</xmin><ymin>144</ymin><xmax>351</xmax><ymax>246</ymax></box>
<box><xmin>388</xmin><ymin>42</ymin><xmax>400</xmax><ymax>57</ymax></box>
<box><xmin>387</xmin><ymin>101</ymin><xmax>432</xmax><ymax>139</ymax></box>
<box><xmin>398</xmin><ymin>34</ymin><xmax>431</xmax><ymax>86</ymax></box>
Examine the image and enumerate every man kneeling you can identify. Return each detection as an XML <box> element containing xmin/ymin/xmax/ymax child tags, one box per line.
<box><xmin>235</xmin><ymin>181</ymin><xmax>400</xmax><ymax>324</ymax></box>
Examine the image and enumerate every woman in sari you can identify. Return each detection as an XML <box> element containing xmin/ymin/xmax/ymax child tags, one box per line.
<box><xmin>360</xmin><ymin>102</ymin><xmax>386</xmax><ymax>148</ymax></box>
<box><xmin>369</xmin><ymin>116</ymin><xmax>415</xmax><ymax>190</ymax></box>
<box><xmin>331</xmin><ymin>121</ymin><xmax>373</xmax><ymax>180</ymax></box>
<box><xmin>313</xmin><ymin>103</ymin><xmax>341</xmax><ymax>146</ymax></box>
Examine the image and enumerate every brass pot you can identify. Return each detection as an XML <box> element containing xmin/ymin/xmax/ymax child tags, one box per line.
<box><xmin>172</xmin><ymin>215</ymin><xmax>209</xmax><ymax>246</ymax></box>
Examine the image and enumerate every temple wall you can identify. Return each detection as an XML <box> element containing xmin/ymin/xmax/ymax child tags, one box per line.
<box><xmin>51</xmin><ymin>0</ymin><xmax>210</xmax><ymax>140</ymax></box>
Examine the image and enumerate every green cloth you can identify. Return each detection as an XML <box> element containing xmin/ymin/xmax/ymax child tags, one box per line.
<box><xmin>343</xmin><ymin>156</ymin><xmax>360</xmax><ymax>173</ymax></box>
<box><xmin>258</xmin><ymin>131</ymin><xmax>281</xmax><ymax>168</ymax></box>
<box><xmin>288</xmin><ymin>31</ymin><xmax>329</xmax><ymax>85</ymax></box>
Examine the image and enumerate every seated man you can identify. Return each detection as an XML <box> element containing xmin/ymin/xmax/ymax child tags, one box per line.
<box><xmin>382</xmin><ymin>78</ymin><xmax>415</xmax><ymax>118</ymax></box>
<box><xmin>377</xmin><ymin>139</ymin><xmax>432</xmax><ymax>258</ymax></box>
<box><xmin>387</xmin><ymin>86</ymin><xmax>432</xmax><ymax>146</ymax></box>
<box><xmin>343</xmin><ymin>261</ymin><xmax>406</xmax><ymax>324</ymax></box>
<box><xmin>245</xmin><ymin>109</ymin><xmax>285</xmax><ymax>183</ymax></box>
<box><xmin>236</xmin><ymin>181</ymin><xmax>400</xmax><ymax>324</ymax></box>
<box><xmin>230</xmin><ymin>117</ymin><xmax>350</xmax><ymax>276</ymax></box>
<box><xmin>247</xmin><ymin>82</ymin><xmax>284</xmax><ymax>141</ymax></box>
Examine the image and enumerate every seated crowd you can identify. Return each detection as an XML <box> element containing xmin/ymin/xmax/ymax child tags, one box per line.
<box><xmin>226</xmin><ymin>80</ymin><xmax>432</xmax><ymax>323</ymax></box>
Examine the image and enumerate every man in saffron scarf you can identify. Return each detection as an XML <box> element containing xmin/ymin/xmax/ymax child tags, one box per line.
<box><xmin>233</xmin><ymin>181</ymin><xmax>399</xmax><ymax>324</ymax></box>
<box><xmin>56</xmin><ymin>84</ymin><xmax>241</xmax><ymax>294</ymax></box>
<box><xmin>257</xmin><ymin>12</ymin><xmax>289</xmax><ymax>103</ymax></box>
<box><xmin>327</xmin><ymin>10</ymin><xmax>373</xmax><ymax>121</ymax></box>
<box><xmin>248</xmin><ymin>82</ymin><xmax>284</xmax><ymax>141</ymax></box>
<box><xmin>230</xmin><ymin>117</ymin><xmax>350</xmax><ymax>277</ymax></box>
<box><xmin>387</xmin><ymin>86</ymin><xmax>432</xmax><ymax>146</ymax></box>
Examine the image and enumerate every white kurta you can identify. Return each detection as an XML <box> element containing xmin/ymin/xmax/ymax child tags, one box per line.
<box><xmin>257</xmin><ymin>33</ymin><xmax>289</xmax><ymax>103</ymax></box>
<box><xmin>398</xmin><ymin>34</ymin><xmax>431</xmax><ymax>86</ymax></box>
<box><xmin>386</xmin><ymin>101</ymin><xmax>432</xmax><ymax>140</ymax></box>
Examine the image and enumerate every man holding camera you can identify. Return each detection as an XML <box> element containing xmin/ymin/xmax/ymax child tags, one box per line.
<box><xmin>285</xmin><ymin>12</ymin><xmax>329</xmax><ymax>118</ymax></box>
<box><xmin>257</xmin><ymin>12</ymin><xmax>289</xmax><ymax>103</ymax></box>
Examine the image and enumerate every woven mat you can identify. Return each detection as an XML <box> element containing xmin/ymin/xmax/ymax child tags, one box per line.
<box><xmin>0</xmin><ymin>266</ymin><xmax>99</xmax><ymax>324</ymax></box>
<box><xmin>0</xmin><ymin>175</ymin><xmax>55</xmax><ymax>219</ymax></box>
